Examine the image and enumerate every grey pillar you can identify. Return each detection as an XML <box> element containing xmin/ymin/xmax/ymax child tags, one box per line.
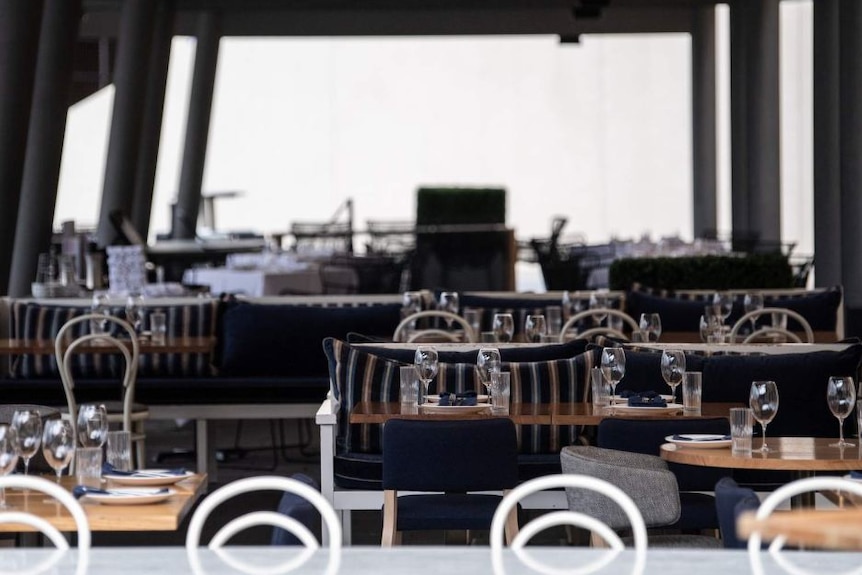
<box><xmin>728</xmin><ymin>0</ymin><xmax>749</xmax><ymax>244</ymax></box>
<box><xmin>172</xmin><ymin>12</ymin><xmax>221</xmax><ymax>240</ymax></box>
<box><xmin>840</xmin><ymin>0</ymin><xmax>862</xmax><ymax>328</ymax></box>
<box><xmin>0</xmin><ymin>0</ymin><xmax>42</xmax><ymax>296</ymax></box>
<box><xmin>130</xmin><ymin>0</ymin><xmax>175</xmax><ymax>241</ymax></box>
<box><xmin>96</xmin><ymin>0</ymin><xmax>157</xmax><ymax>248</ymax></box>
<box><xmin>9</xmin><ymin>0</ymin><xmax>81</xmax><ymax>298</ymax></box>
<box><xmin>691</xmin><ymin>5</ymin><xmax>717</xmax><ymax>239</ymax></box>
<box><xmin>813</xmin><ymin>0</ymin><xmax>842</xmax><ymax>288</ymax></box>
<box><xmin>745</xmin><ymin>0</ymin><xmax>781</xmax><ymax>249</ymax></box>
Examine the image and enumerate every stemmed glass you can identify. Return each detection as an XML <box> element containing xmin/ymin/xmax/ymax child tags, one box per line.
<box><xmin>125</xmin><ymin>293</ymin><xmax>145</xmax><ymax>335</ymax></box>
<box><xmin>638</xmin><ymin>313</ymin><xmax>662</xmax><ymax>343</ymax></box>
<box><xmin>589</xmin><ymin>290</ymin><xmax>610</xmax><ymax>326</ymax></box>
<box><xmin>413</xmin><ymin>346</ymin><xmax>439</xmax><ymax>405</ymax></box>
<box><xmin>0</xmin><ymin>425</ymin><xmax>18</xmax><ymax>509</ymax></box>
<box><xmin>438</xmin><ymin>292</ymin><xmax>459</xmax><ymax>328</ymax></box>
<box><xmin>600</xmin><ymin>347</ymin><xmax>626</xmax><ymax>414</ymax></box>
<box><xmin>42</xmin><ymin>420</ymin><xmax>75</xmax><ymax>482</ymax></box>
<box><xmin>10</xmin><ymin>410</ymin><xmax>42</xmax><ymax>476</ymax></box>
<box><xmin>562</xmin><ymin>290</ymin><xmax>583</xmax><ymax>320</ymax></box>
<box><xmin>743</xmin><ymin>292</ymin><xmax>765</xmax><ymax>334</ymax></box>
<box><xmin>750</xmin><ymin>381</ymin><xmax>779</xmax><ymax>452</ymax></box>
<box><xmin>477</xmin><ymin>347</ymin><xmax>502</xmax><ymax>397</ymax></box>
<box><xmin>827</xmin><ymin>376</ymin><xmax>856</xmax><ymax>448</ymax></box>
<box><xmin>712</xmin><ymin>292</ymin><xmax>734</xmax><ymax>326</ymax></box>
<box><xmin>90</xmin><ymin>292</ymin><xmax>110</xmax><ymax>334</ymax></box>
<box><xmin>77</xmin><ymin>404</ymin><xmax>109</xmax><ymax>448</ymax></box>
<box><xmin>492</xmin><ymin>313</ymin><xmax>514</xmax><ymax>343</ymax></box>
<box><xmin>524</xmin><ymin>315</ymin><xmax>547</xmax><ymax>343</ymax></box>
<box><xmin>660</xmin><ymin>349</ymin><xmax>686</xmax><ymax>403</ymax></box>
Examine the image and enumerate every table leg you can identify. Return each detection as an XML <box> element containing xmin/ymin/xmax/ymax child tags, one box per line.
<box><xmin>790</xmin><ymin>470</ymin><xmax>815</xmax><ymax>509</ymax></box>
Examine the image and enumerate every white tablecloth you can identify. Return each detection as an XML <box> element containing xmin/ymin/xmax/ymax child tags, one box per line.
<box><xmin>182</xmin><ymin>266</ymin><xmax>356</xmax><ymax>296</ymax></box>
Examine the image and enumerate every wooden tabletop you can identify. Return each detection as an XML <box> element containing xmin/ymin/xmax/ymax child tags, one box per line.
<box><xmin>0</xmin><ymin>337</ymin><xmax>215</xmax><ymax>355</ymax></box>
<box><xmin>660</xmin><ymin>437</ymin><xmax>862</xmax><ymax>472</ymax></box>
<box><xmin>737</xmin><ymin>507</ymin><xmax>862</xmax><ymax>550</ymax></box>
<box><xmin>0</xmin><ymin>473</ymin><xmax>207</xmax><ymax>532</ymax></box>
<box><xmin>349</xmin><ymin>402</ymin><xmax>740</xmax><ymax>426</ymax></box>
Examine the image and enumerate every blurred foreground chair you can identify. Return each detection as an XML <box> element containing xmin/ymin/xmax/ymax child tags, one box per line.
<box><xmin>560</xmin><ymin>446</ymin><xmax>722</xmax><ymax>548</ymax></box>
<box><xmin>54</xmin><ymin>314</ymin><xmax>148</xmax><ymax>468</ymax></box>
<box><xmin>381</xmin><ymin>418</ymin><xmax>518</xmax><ymax>545</ymax></box>
<box><xmin>0</xmin><ymin>475</ymin><xmax>90</xmax><ymax>549</ymax></box>
<box><xmin>490</xmin><ymin>474</ymin><xmax>647</xmax><ymax>575</ymax></box>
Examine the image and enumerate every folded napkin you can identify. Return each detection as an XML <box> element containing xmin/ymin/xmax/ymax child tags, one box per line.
<box><xmin>73</xmin><ymin>485</ymin><xmax>169</xmax><ymax>499</ymax></box>
<box><xmin>438</xmin><ymin>391</ymin><xmax>478</xmax><ymax>407</ymax></box>
<box><xmin>620</xmin><ymin>390</ymin><xmax>662</xmax><ymax>400</ymax></box>
<box><xmin>102</xmin><ymin>462</ymin><xmax>187</xmax><ymax>476</ymax></box>
<box><xmin>627</xmin><ymin>392</ymin><xmax>667</xmax><ymax>408</ymax></box>
<box><xmin>851</xmin><ymin>471</ymin><xmax>862</xmax><ymax>480</ymax></box>
<box><xmin>672</xmin><ymin>434</ymin><xmax>732</xmax><ymax>441</ymax></box>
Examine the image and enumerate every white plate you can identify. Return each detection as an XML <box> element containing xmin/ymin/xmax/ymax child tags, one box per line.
<box><xmin>611</xmin><ymin>403</ymin><xmax>684</xmax><ymax>414</ymax></box>
<box><xmin>419</xmin><ymin>404</ymin><xmax>492</xmax><ymax>415</ymax></box>
<box><xmin>103</xmin><ymin>470</ymin><xmax>194</xmax><ymax>487</ymax></box>
<box><xmin>665</xmin><ymin>434</ymin><xmax>732</xmax><ymax>448</ymax></box>
<box><xmin>425</xmin><ymin>394</ymin><xmax>490</xmax><ymax>404</ymax></box>
<box><xmin>82</xmin><ymin>488</ymin><xmax>175</xmax><ymax>505</ymax></box>
<box><xmin>612</xmin><ymin>394</ymin><xmax>674</xmax><ymax>404</ymax></box>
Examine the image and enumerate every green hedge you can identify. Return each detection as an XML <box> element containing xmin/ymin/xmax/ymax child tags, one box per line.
<box><xmin>608</xmin><ymin>253</ymin><xmax>794</xmax><ymax>291</ymax></box>
<box><xmin>416</xmin><ymin>187</ymin><xmax>506</xmax><ymax>226</ymax></box>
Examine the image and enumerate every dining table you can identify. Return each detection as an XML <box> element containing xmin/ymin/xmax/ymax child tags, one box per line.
<box><xmin>737</xmin><ymin>506</ymin><xmax>862</xmax><ymax>550</ymax></box>
<box><xmin>0</xmin><ymin>336</ymin><xmax>216</xmax><ymax>356</ymax></box>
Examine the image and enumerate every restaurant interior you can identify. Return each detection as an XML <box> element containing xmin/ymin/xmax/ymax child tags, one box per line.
<box><xmin>1</xmin><ymin>0</ymin><xmax>862</xmax><ymax>573</ymax></box>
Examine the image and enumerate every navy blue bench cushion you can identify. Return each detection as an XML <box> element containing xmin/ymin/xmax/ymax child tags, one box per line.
<box><xmin>625</xmin><ymin>290</ymin><xmax>742</xmax><ymax>332</ymax></box>
<box><xmin>701</xmin><ymin>344</ymin><xmax>862</xmax><ymax>437</ymax></box>
<box><xmin>322</xmin><ymin>338</ymin><xmax>598</xmax><ymax>455</ymax></box>
<box><xmin>218</xmin><ymin>301</ymin><xmax>402</xmax><ymax>378</ymax></box>
<box><xmin>459</xmin><ymin>294</ymin><xmax>622</xmax><ymax>336</ymax></box>
<box><xmin>355</xmin><ymin>338</ymin><xmax>588</xmax><ymax>366</ymax></box>
<box><xmin>10</xmin><ymin>301</ymin><xmax>219</xmax><ymax>379</ymax></box>
<box><xmin>610</xmin><ymin>350</ymin><xmax>706</xmax><ymax>397</ymax></box>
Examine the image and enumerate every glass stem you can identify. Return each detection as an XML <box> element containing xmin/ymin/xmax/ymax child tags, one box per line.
<box><xmin>762</xmin><ymin>423</ymin><xmax>768</xmax><ymax>451</ymax></box>
<box><xmin>23</xmin><ymin>459</ymin><xmax>29</xmax><ymax>476</ymax></box>
<box><xmin>839</xmin><ymin>417</ymin><xmax>845</xmax><ymax>444</ymax></box>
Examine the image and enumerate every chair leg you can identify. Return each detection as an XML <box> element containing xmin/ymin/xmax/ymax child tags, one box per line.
<box><xmin>381</xmin><ymin>490</ymin><xmax>398</xmax><ymax>547</ymax></box>
<box><xmin>502</xmin><ymin>489</ymin><xmax>520</xmax><ymax>545</ymax></box>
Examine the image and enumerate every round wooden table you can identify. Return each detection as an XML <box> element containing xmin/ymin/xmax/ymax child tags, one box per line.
<box><xmin>660</xmin><ymin>437</ymin><xmax>862</xmax><ymax>507</ymax></box>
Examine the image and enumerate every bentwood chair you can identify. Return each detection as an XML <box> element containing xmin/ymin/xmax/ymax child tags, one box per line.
<box><xmin>393</xmin><ymin>310</ymin><xmax>477</xmax><ymax>343</ymax></box>
<box><xmin>54</xmin><ymin>314</ymin><xmax>148</xmax><ymax>468</ymax></box>
<box><xmin>730</xmin><ymin>307</ymin><xmax>815</xmax><ymax>344</ymax></box>
<box><xmin>381</xmin><ymin>418</ymin><xmax>519</xmax><ymax>546</ymax></box>
<box><xmin>186</xmin><ymin>475</ymin><xmax>341</xmax><ymax>575</ymax></box>
<box><xmin>490</xmin><ymin>474</ymin><xmax>647</xmax><ymax>575</ymax></box>
<box><xmin>559</xmin><ymin>309</ymin><xmax>639</xmax><ymax>342</ymax></box>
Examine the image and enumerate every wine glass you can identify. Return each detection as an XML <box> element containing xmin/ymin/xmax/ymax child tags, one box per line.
<box><xmin>589</xmin><ymin>290</ymin><xmax>610</xmax><ymax>325</ymax></box>
<box><xmin>42</xmin><ymin>420</ymin><xmax>74</xmax><ymax>482</ymax></box>
<box><xmin>600</xmin><ymin>347</ymin><xmax>626</xmax><ymax>414</ymax></box>
<box><xmin>743</xmin><ymin>292</ymin><xmax>765</xmax><ymax>334</ymax></box>
<box><xmin>438</xmin><ymin>292</ymin><xmax>459</xmax><ymax>328</ymax></box>
<box><xmin>712</xmin><ymin>292</ymin><xmax>734</xmax><ymax>325</ymax></box>
<box><xmin>562</xmin><ymin>290</ymin><xmax>583</xmax><ymax>320</ymax></box>
<box><xmin>827</xmin><ymin>376</ymin><xmax>856</xmax><ymax>448</ymax></box>
<box><xmin>0</xmin><ymin>425</ymin><xmax>18</xmax><ymax>509</ymax></box>
<box><xmin>638</xmin><ymin>313</ymin><xmax>662</xmax><ymax>343</ymax></box>
<box><xmin>660</xmin><ymin>349</ymin><xmax>686</xmax><ymax>403</ymax></box>
<box><xmin>492</xmin><ymin>313</ymin><xmax>514</xmax><ymax>343</ymax></box>
<box><xmin>477</xmin><ymin>347</ymin><xmax>502</xmax><ymax>396</ymax></box>
<box><xmin>10</xmin><ymin>410</ymin><xmax>42</xmax><ymax>476</ymax></box>
<box><xmin>125</xmin><ymin>293</ymin><xmax>145</xmax><ymax>335</ymax></box>
<box><xmin>524</xmin><ymin>315</ymin><xmax>547</xmax><ymax>343</ymax></box>
<box><xmin>749</xmin><ymin>381</ymin><xmax>779</xmax><ymax>452</ymax></box>
<box><xmin>413</xmin><ymin>346</ymin><xmax>439</xmax><ymax>404</ymax></box>
<box><xmin>77</xmin><ymin>403</ymin><xmax>109</xmax><ymax>448</ymax></box>
<box><xmin>90</xmin><ymin>292</ymin><xmax>110</xmax><ymax>334</ymax></box>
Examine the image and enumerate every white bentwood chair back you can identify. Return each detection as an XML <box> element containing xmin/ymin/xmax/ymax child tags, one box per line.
<box><xmin>747</xmin><ymin>476</ymin><xmax>862</xmax><ymax>575</ymax></box>
<box><xmin>730</xmin><ymin>307</ymin><xmax>814</xmax><ymax>344</ymax></box>
<box><xmin>0</xmin><ymin>475</ymin><xmax>91</xmax><ymax>550</ymax></box>
<box><xmin>490</xmin><ymin>474</ymin><xmax>647</xmax><ymax>575</ymax></box>
<box><xmin>558</xmin><ymin>309</ymin><xmax>639</xmax><ymax>343</ymax></box>
<box><xmin>393</xmin><ymin>310</ymin><xmax>476</xmax><ymax>343</ymax></box>
<box><xmin>186</xmin><ymin>476</ymin><xmax>341</xmax><ymax>575</ymax></box>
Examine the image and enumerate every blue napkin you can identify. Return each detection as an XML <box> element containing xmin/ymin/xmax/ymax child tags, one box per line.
<box><xmin>620</xmin><ymin>390</ymin><xmax>662</xmax><ymax>400</ymax></box>
<box><xmin>73</xmin><ymin>485</ymin><xmax>169</xmax><ymax>499</ymax></box>
<box><xmin>438</xmin><ymin>391</ymin><xmax>478</xmax><ymax>407</ymax></box>
<box><xmin>627</xmin><ymin>392</ymin><xmax>667</xmax><ymax>407</ymax></box>
<box><xmin>672</xmin><ymin>434</ymin><xmax>732</xmax><ymax>441</ymax></box>
<box><xmin>102</xmin><ymin>462</ymin><xmax>187</xmax><ymax>476</ymax></box>
<box><xmin>851</xmin><ymin>471</ymin><xmax>862</xmax><ymax>480</ymax></box>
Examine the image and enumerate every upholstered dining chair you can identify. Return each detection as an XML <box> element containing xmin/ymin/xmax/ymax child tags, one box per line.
<box><xmin>489</xmin><ymin>474</ymin><xmax>647</xmax><ymax>575</ymax></box>
<box><xmin>54</xmin><ymin>314</ymin><xmax>148</xmax><ymax>468</ymax></box>
<box><xmin>560</xmin><ymin>446</ymin><xmax>722</xmax><ymax>548</ymax></box>
<box><xmin>714</xmin><ymin>477</ymin><xmax>760</xmax><ymax>549</ymax></box>
<box><xmin>381</xmin><ymin>418</ymin><xmax>519</xmax><ymax>546</ymax></box>
<box><xmin>393</xmin><ymin>310</ymin><xmax>477</xmax><ymax>343</ymax></box>
<box><xmin>730</xmin><ymin>307</ymin><xmax>815</xmax><ymax>344</ymax></box>
<box><xmin>559</xmin><ymin>309</ymin><xmax>639</xmax><ymax>343</ymax></box>
<box><xmin>186</xmin><ymin>475</ymin><xmax>341</xmax><ymax>575</ymax></box>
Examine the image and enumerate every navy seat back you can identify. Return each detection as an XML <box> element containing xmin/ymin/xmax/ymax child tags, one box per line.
<box><xmin>382</xmin><ymin>419</ymin><xmax>518</xmax><ymax>492</ymax></box>
<box><xmin>714</xmin><ymin>477</ymin><xmax>760</xmax><ymax>549</ymax></box>
<box><xmin>271</xmin><ymin>473</ymin><xmax>321</xmax><ymax>545</ymax></box>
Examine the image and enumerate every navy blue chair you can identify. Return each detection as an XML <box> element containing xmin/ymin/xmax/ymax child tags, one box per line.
<box><xmin>597</xmin><ymin>417</ymin><xmax>732</xmax><ymax>531</ymax></box>
<box><xmin>714</xmin><ymin>477</ymin><xmax>760</xmax><ymax>549</ymax></box>
<box><xmin>271</xmin><ymin>473</ymin><xmax>321</xmax><ymax>545</ymax></box>
<box><xmin>381</xmin><ymin>418</ymin><xmax>519</xmax><ymax>545</ymax></box>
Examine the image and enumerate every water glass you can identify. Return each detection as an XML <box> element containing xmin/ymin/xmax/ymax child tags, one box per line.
<box><xmin>492</xmin><ymin>313</ymin><xmax>514</xmax><ymax>343</ymax></box>
<box><xmin>682</xmin><ymin>371</ymin><xmax>702</xmax><ymax>413</ymax></box>
<box><xmin>729</xmin><ymin>407</ymin><xmax>754</xmax><ymax>455</ymax></box>
<box><xmin>399</xmin><ymin>366</ymin><xmax>420</xmax><ymax>410</ymax></box>
<box><xmin>590</xmin><ymin>367</ymin><xmax>610</xmax><ymax>409</ymax></box>
<box><xmin>463</xmin><ymin>308</ymin><xmax>482</xmax><ymax>338</ymax></box>
<box><xmin>75</xmin><ymin>447</ymin><xmax>103</xmax><ymax>488</ymax></box>
<box><xmin>106</xmin><ymin>430</ymin><xmax>132</xmax><ymax>472</ymax></box>
<box><xmin>545</xmin><ymin>306</ymin><xmax>563</xmax><ymax>337</ymax></box>
<box><xmin>150</xmin><ymin>311</ymin><xmax>167</xmax><ymax>345</ymax></box>
<box><xmin>490</xmin><ymin>372</ymin><xmax>510</xmax><ymax>415</ymax></box>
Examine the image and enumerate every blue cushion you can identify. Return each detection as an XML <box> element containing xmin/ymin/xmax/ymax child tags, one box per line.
<box><xmin>394</xmin><ymin>494</ymin><xmax>505</xmax><ymax>531</ymax></box>
<box><xmin>271</xmin><ymin>473</ymin><xmax>321</xmax><ymax>545</ymax></box>
<box><xmin>219</xmin><ymin>302</ymin><xmax>402</xmax><ymax>378</ymax></box>
<box><xmin>625</xmin><ymin>290</ymin><xmax>741</xmax><ymax>332</ymax></box>
<box><xmin>715</xmin><ymin>477</ymin><xmax>760</xmax><ymax>549</ymax></box>
<box><xmin>610</xmin><ymin>350</ymin><xmax>706</xmax><ymax>397</ymax></box>
<box><xmin>671</xmin><ymin>492</ymin><xmax>720</xmax><ymax>532</ymax></box>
